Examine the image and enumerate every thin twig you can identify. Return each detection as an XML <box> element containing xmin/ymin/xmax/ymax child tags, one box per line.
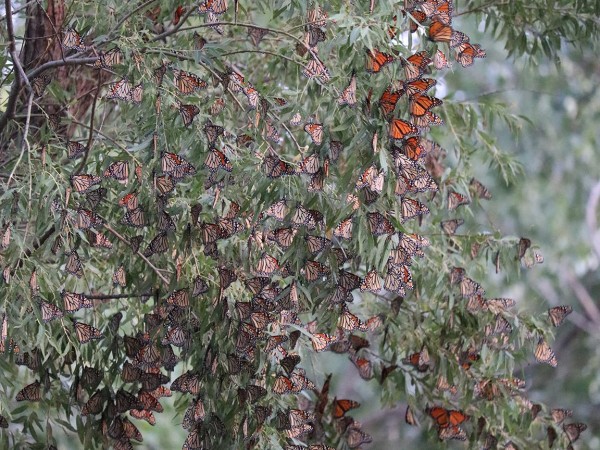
<box><xmin>563</xmin><ymin>270</ymin><xmax>600</xmax><ymax>327</ymax></box>
<box><xmin>103</xmin><ymin>224</ymin><xmax>171</xmax><ymax>285</ymax></box>
<box><xmin>5</xmin><ymin>0</ymin><xmax>30</xmax><ymax>91</ymax></box>
<box><xmin>87</xmin><ymin>293</ymin><xmax>146</xmax><ymax>300</ymax></box>
<box><xmin>150</xmin><ymin>5</ymin><xmax>197</xmax><ymax>43</ymax></box>
<box><xmin>74</xmin><ymin>76</ymin><xmax>102</xmax><ymax>175</ymax></box>
<box><xmin>26</xmin><ymin>56</ymin><xmax>99</xmax><ymax>80</ymax></box>
<box><xmin>0</xmin><ymin>0</ymin><xmax>37</xmax><ymax>22</ymax></box>
<box><xmin>105</xmin><ymin>0</ymin><xmax>159</xmax><ymax>41</ymax></box>
<box><xmin>585</xmin><ymin>180</ymin><xmax>600</xmax><ymax>261</ymax></box>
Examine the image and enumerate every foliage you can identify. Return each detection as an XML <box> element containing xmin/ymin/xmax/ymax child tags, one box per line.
<box><xmin>0</xmin><ymin>0</ymin><xmax>596</xmax><ymax>449</ymax></box>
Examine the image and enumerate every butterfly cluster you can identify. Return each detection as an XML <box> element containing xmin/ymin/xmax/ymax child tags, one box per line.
<box><xmin>0</xmin><ymin>1</ymin><xmax>584</xmax><ymax>449</ymax></box>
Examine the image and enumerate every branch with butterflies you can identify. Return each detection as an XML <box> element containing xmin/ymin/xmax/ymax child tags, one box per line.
<box><xmin>0</xmin><ymin>0</ymin><xmax>590</xmax><ymax>449</ymax></box>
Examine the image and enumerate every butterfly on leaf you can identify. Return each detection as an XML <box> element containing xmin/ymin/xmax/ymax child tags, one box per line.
<box><xmin>72</xmin><ymin>320</ymin><xmax>103</xmax><ymax>344</ymax></box>
<box><xmin>338</xmin><ymin>72</ymin><xmax>357</xmax><ymax>107</ymax></box>
<box><xmin>534</xmin><ymin>338</ymin><xmax>557</xmax><ymax>367</ymax></box>
<box><xmin>172</xmin><ymin>69</ymin><xmax>207</xmax><ymax>94</ymax></box>
<box><xmin>548</xmin><ymin>305</ymin><xmax>572</xmax><ymax>327</ymax></box>
<box><xmin>365</xmin><ymin>49</ymin><xmax>394</xmax><ymax>73</ymax></box>
<box><xmin>304</xmin><ymin>122</ymin><xmax>324</xmax><ymax>145</ymax></box>
<box><xmin>62</xmin><ymin>28</ymin><xmax>86</xmax><ymax>51</ymax></box>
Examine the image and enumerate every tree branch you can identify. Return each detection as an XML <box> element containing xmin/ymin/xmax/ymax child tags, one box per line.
<box><xmin>103</xmin><ymin>224</ymin><xmax>171</xmax><ymax>285</ymax></box>
<box><xmin>74</xmin><ymin>75</ymin><xmax>102</xmax><ymax>175</ymax></box>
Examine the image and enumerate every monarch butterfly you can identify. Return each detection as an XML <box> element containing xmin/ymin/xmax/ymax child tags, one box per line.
<box><xmin>368</xmin><ymin>212</ymin><xmax>395</xmax><ymax>236</ymax></box>
<box><xmin>81</xmin><ymin>390</ymin><xmax>106</xmax><ymax>416</ymax></box>
<box><xmin>421</xmin><ymin>0</ymin><xmax>453</xmax><ymax>25</ymax></box>
<box><xmin>548</xmin><ymin>305</ymin><xmax>573</xmax><ymax>327</ymax></box>
<box><xmin>352</xmin><ymin>356</ymin><xmax>374</xmax><ymax>380</ymax></box>
<box><xmin>265</xmin><ymin>199</ymin><xmax>289</xmax><ymax>221</ymax></box>
<box><xmin>93</xmin><ymin>47</ymin><xmax>123</xmax><ymax>69</ymax></box>
<box><xmin>304</xmin><ymin>234</ymin><xmax>332</xmax><ymax>254</ymax></box>
<box><xmin>40</xmin><ymin>301</ymin><xmax>63</xmax><ymax>323</ymax></box>
<box><xmin>142</xmin><ymin>232</ymin><xmax>169</xmax><ymax>257</ymax></box>
<box><xmin>173</xmin><ymin>69</ymin><xmax>207</xmax><ymax>95</ymax></box>
<box><xmin>62</xmin><ymin>290</ymin><xmax>92</xmax><ymax>312</ymax></box>
<box><xmin>427</xmin><ymin>406</ymin><xmax>469</xmax><ymax>429</ymax></box>
<box><xmin>118</xmin><ymin>192</ymin><xmax>138</xmax><ymax>211</ymax></box>
<box><xmin>338</xmin><ymin>72</ymin><xmax>357</xmax><ymax>107</ymax></box>
<box><xmin>255</xmin><ymin>253</ymin><xmax>280</xmax><ymax>276</ymax></box>
<box><xmin>209</xmin><ymin>97</ymin><xmax>226</xmax><ymax>116</ymax></box>
<box><xmin>334</xmin><ymin>215</ymin><xmax>353</xmax><ymax>240</ymax></box>
<box><xmin>175</xmin><ymin>101</ymin><xmax>200</xmax><ymax>127</ymax></box>
<box><xmin>332</xmin><ymin>398</ymin><xmax>360</xmax><ymax>418</ymax></box>
<box><xmin>455</xmin><ymin>42</ymin><xmax>486</xmax><ymax>67</ymax></box>
<box><xmin>405</xmin><ymin>405</ymin><xmax>418</xmax><ymax>425</ymax></box>
<box><xmin>400</xmin><ymin>197</ymin><xmax>430</xmax><ymax>222</ymax></box>
<box><xmin>129</xmin><ymin>409</ymin><xmax>156</xmax><ymax>425</ymax></box>
<box><xmin>389</xmin><ymin>118</ymin><xmax>419</xmax><ymax>140</ymax></box>
<box><xmin>165</xmin><ymin>289</ymin><xmax>189</xmax><ymax>308</ymax></box>
<box><xmin>441</xmin><ymin>218</ymin><xmax>464</xmax><ymax>235</ymax></box>
<box><xmin>438</xmin><ymin>425</ymin><xmax>467</xmax><ymax>441</ymax></box>
<box><xmin>71</xmin><ymin>174</ymin><xmax>101</xmax><ymax>193</ymax></box>
<box><xmin>412</xmin><ymin>110</ymin><xmax>444</xmax><ymax>129</ymax></box>
<box><xmin>171</xmin><ymin>371</ymin><xmax>202</xmax><ymax>395</ymax></box>
<box><xmin>384</xmin><ymin>264</ymin><xmax>413</xmax><ymax>293</ymax></box>
<box><xmin>428</xmin><ymin>20</ymin><xmax>453</xmax><ymax>42</ymax></box>
<box><xmin>365</xmin><ymin>49</ymin><xmax>394</xmax><ymax>73</ymax></box>
<box><xmin>198</xmin><ymin>0</ymin><xmax>228</xmax><ymax>15</ymax></box>
<box><xmin>289</xmin><ymin>112</ymin><xmax>303</xmax><ymax>127</ymax></box>
<box><xmin>378</xmin><ymin>86</ymin><xmax>404</xmax><ymax>119</ymax></box>
<box><xmin>329</xmin><ymin>140</ymin><xmax>343</xmax><ymax>161</ymax></box>
<box><xmin>401</xmin><ymin>51</ymin><xmax>432</xmax><ymax>81</ymax></box>
<box><xmin>291</xmin><ymin>204</ymin><xmax>318</xmax><ymax>229</ymax></box>
<box><xmin>112</xmin><ymin>265</ymin><xmax>126</xmax><ymax>287</ymax></box>
<box><xmin>308</xmin><ymin>166</ymin><xmax>327</xmax><ymax>192</ymax></box>
<box><xmin>65</xmin><ymin>250</ymin><xmax>84</xmax><ymax>278</ymax></box>
<box><xmin>204</xmin><ymin>148</ymin><xmax>232</xmax><ymax>172</ymax></box>
<box><xmin>534</xmin><ymin>338</ymin><xmax>557</xmax><ymax>367</ymax></box>
<box><xmin>338</xmin><ymin>270</ymin><xmax>361</xmax><ymax>291</ymax></box>
<box><xmin>242</xmin><ymin>83</ymin><xmax>260</xmax><ymax>109</ymax></box>
<box><xmin>103</xmin><ymin>160</ymin><xmax>129</xmax><ymax>182</ymax></box>
<box><xmin>298</xmin><ymin>153</ymin><xmax>321</xmax><ymax>175</ymax></box>
<box><xmin>136</xmin><ymin>391</ymin><xmax>163</xmax><ymax>412</ymax></box>
<box><xmin>448</xmin><ymin>191</ymin><xmax>470</xmax><ymax>210</ymax></box>
<box><xmin>203</xmin><ymin>120</ymin><xmax>224</xmax><ymax>145</ymax></box>
<box><xmin>154</xmin><ymin>174</ymin><xmax>176</xmax><ymax>196</ymax></box>
<box><xmin>267</xmin><ymin>227</ymin><xmax>297</xmax><ymax>249</ymax></box>
<box><xmin>469</xmin><ymin>177</ymin><xmax>492</xmax><ymax>199</ymax></box>
<box><xmin>304</xmin><ymin>122</ymin><xmax>324</xmax><ymax>145</ymax></box>
<box><xmin>459</xmin><ymin>276</ymin><xmax>484</xmax><ymax>298</ymax></box>
<box><xmin>302</xmin><ymin>260</ymin><xmax>330</xmax><ymax>282</ymax></box>
<box><xmin>162</xmin><ymin>152</ymin><xmax>195</xmax><ymax>180</ymax></box>
<box><xmin>106</xmin><ymin>78</ymin><xmax>132</xmax><ymax>101</ymax></box>
<box><xmin>302</xmin><ymin>57</ymin><xmax>331</xmax><ymax>82</ymax></box>
<box><xmin>360</xmin><ymin>269</ymin><xmax>382</xmax><ymax>292</ymax></box>
<box><xmin>338</xmin><ymin>307</ymin><xmax>362</xmax><ymax>331</ymax></box>
<box><xmin>218</xmin><ymin>266</ymin><xmax>237</xmax><ymax>290</ymax></box>
<box><xmin>307</xmin><ymin>5</ymin><xmax>328</xmax><ymax>27</ymax></box>
<box><xmin>563</xmin><ymin>422</ymin><xmax>587</xmax><ymax>443</ymax></box>
<box><xmin>485</xmin><ymin>297</ymin><xmax>516</xmax><ymax>313</ymax></box>
<box><xmin>31</xmin><ymin>74</ymin><xmax>51</xmax><ymax>97</ymax></box>
<box><xmin>280</xmin><ymin>354</ymin><xmax>301</xmax><ymax>376</ymax></box>
<box><xmin>406</xmin><ymin>9</ymin><xmax>427</xmax><ymax>32</ymax></box>
<box><xmin>409</xmin><ymin>93</ymin><xmax>443</xmax><ymax>117</ymax></box>
<box><xmin>153</xmin><ymin>62</ymin><xmax>168</xmax><ymax>87</ymax></box>
<box><xmin>73</xmin><ymin>320</ymin><xmax>103</xmax><ymax>343</ymax></box>
<box><xmin>306</xmin><ymin>25</ymin><xmax>327</xmax><ymax>47</ymax></box>
<box><xmin>284</xmin><ymin>424</ymin><xmax>314</xmax><ymax>439</ymax></box>
<box><xmin>397</xmin><ymin>136</ymin><xmax>425</xmax><ymax>162</ymax></box>
<box><xmin>62</xmin><ymin>28</ymin><xmax>86</xmax><ymax>51</ymax></box>
<box><xmin>262</xmin><ymin>154</ymin><xmax>295</xmax><ymax>179</ymax></box>
<box><xmin>311</xmin><ymin>332</ymin><xmax>337</xmax><ymax>352</ymax></box>
<box><xmin>450</xmin><ymin>29</ymin><xmax>470</xmax><ymax>48</ymax></box>
<box><xmin>346</xmin><ymin>426</ymin><xmax>373</xmax><ymax>448</ymax></box>
<box><xmin>551</xmin><ymin>408</ymin><xmax>573</xmax><ymax>424</ymax></box>
<box><xmin>247</xmin><ymin>26</ymin><xmax>268</xmax><ymax>46</ymax></box>
<box><xmin>433</xmin><ymin>49</ymin><xmax>451</xmax><ymax>69</ymax></box>
<box><xmin>131</xmin><ymin>84</ymin><xmax>143</xmax><ymax>105</ymax></box>
<box><xmin>122</xmin><ymin>206</ymin><xmax>145</xmax><ymax>228</ymax></box>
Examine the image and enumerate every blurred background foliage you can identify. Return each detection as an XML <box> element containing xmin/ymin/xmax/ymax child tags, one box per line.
<box><xmin>0</xmin><ymin>0</ymin><xmax>600</xmax><ymax>449</ymax></box>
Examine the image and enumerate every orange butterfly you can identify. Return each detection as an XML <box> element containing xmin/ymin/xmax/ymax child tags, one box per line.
<box><xmin>365</xmin><ymin>49</ymin><xmax>394</xmax><ymax>73</ymax></box>
<box><xmin>428</xmin><ymin>21</ymin><xmax>453</xmax><ymax>43</ymax></box>
<box><xmin>389</xmin><ymin>118</ymin><xmax>419</xmax><ymax>140</ymax></box>
<box><xmin>378</xmin><ymin>86</ymin><xmax>404</xmax><ymax>119</ymax></box>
